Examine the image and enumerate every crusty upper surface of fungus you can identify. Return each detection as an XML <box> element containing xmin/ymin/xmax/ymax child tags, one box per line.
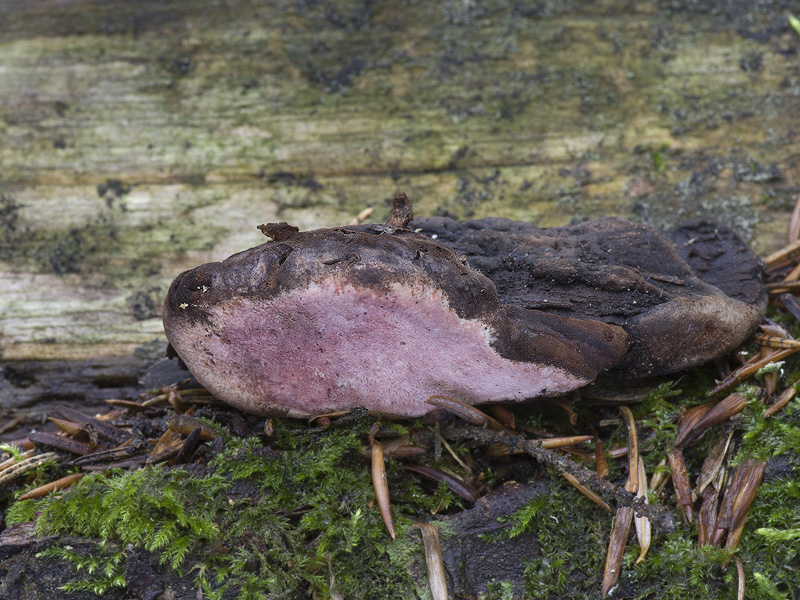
<box><xmin>412</xmin><ymin>216</ymin><xmax>768</xmax><ymax>379</ymax></box>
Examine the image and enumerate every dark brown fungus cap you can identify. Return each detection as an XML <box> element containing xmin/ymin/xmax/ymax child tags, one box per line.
<box><xmin>163</xmin><ymin>213</ymin><xmax>628</xmax><ymax>417</ymax></box>
<box><xmin>163</xmin><ymin>201</ymin><xmax>765</xmax><ymax>418</ymax></box>
<box><xmin>411</xmin><ymin>216</ymin><xmax>767</xmax><ymax>379</ymax></box>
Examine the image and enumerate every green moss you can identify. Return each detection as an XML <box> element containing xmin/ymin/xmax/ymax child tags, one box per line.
<box><xmin>7</xmin><ymin>419</ymin><xmax>424</xmax><ymax>599</ymax></box>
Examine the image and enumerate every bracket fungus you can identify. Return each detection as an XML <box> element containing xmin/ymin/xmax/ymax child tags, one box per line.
<box><xmin>163</xmin><ymin>194</ymin><xmax>767</xmax><ymax>417</ymax></box>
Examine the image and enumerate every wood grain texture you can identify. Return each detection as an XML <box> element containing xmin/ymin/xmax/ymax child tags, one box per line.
<box><xmin>1</xmin><ymin>0</ymin><xmax>799</xmax><ymax>408</ymax></box>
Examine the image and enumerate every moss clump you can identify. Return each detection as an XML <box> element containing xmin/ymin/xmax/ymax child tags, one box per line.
<box><xmin>7</xmin><ymin>419</ymin><xmax>422</xmax><ymax>599</ymax></box>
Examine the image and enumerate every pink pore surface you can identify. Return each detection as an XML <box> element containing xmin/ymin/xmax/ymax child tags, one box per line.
<box><xmin>171</xmin><ymin>280</ymin><xmax>589</xmax><ymax>417</ymax></box>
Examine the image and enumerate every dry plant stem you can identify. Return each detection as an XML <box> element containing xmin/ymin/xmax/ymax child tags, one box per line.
<box><xmin>618</xmin><ymin>406</ymin><xmax>639</xmax><ymax>493</ymax></box>
<box><xmin>649</xmin><ymin>457</ymin><xmax>670</xmax><ymax>495</ymax></box>
<box><xmin>708</xmin><ymin>347</ymin><xmax>799</xmax><ymax>396</ymax></box>
<box><xmin>0</xmin><ymin>451</ymin><xmax>60</xmax><ymax>486</ymax></box>
<box><xmin>425</xmin><ymin>395</ymin><xmax>505</xmax><ymax>430</ymax></box>
<box><xmin>438</xmin><ymin>435</ymin><xmax>471</xmax><ymax>472</ymax></box>
<box><xmin>602</xmin><ymin>505</ymin><xmax>633</xmax><ymax>597</ymax></box>
<box><xmin>752</xmin><ymin>333</ymin><xmax>800</xmax><ymax>349</ymax></box>
<box><xmin>784</xmin><ymin>261</ymin><xmax>800</xmax><ymax>282</ymax></box>
<box><xmin>0</xmin><ymin>416</ymin><xmax>25</xmax><ymax>435</ymax></box>
<box><xmin>634</xmin><ymin>456</ymin><xmax>652</xmax><ymax>564</ymax></box>
<box><xmin>18</xmin><ymin>472</ymin><xmax>85</xmax><ymax>501</ymax></box>
<box><xmin>765</xmin><ymin>385</ymin><xmax>797</xmax><ymax>417</ymax></box>
<box><xmin>667</xmin><ymin>447</ymin><xmax>693</xmax><ymax>524</ymax></box>
<box><xmin>347</xmin><ymin>207</ymin><xmax>374</xmax><ymax>226</ymax></box>
<box><xmin>773</xmin><ymin>280</ymin><xmax>800</xmax><ymax>297</ymax></box>
<box><xmin>778</xmin><ymin>292</ymin><xmax>800</xmax><ymax>323</ymax></box>
<box><xmin>487</xmin><ymin>405</ymin><xmax>516</xmax><ymax>429</ymax></box>
<box><xmin>371</xmin><ymin>441</ymin><xmax>395</xmax><ymax>539</ymax></box>
<box><xmin>442</xmin><ymin>427</ymin><xmax>678</xmax><ymax>532</ymax></box>
<box><xmin>548</xmin><ymin>398</ymin><xmax>579</xmax><ymax>425</ymax></box>
<box><xmin>764</xmin><ymin>239</ymin><xmax>800</xmax><ymax>267</ymax></box>
<box><xmin>539</xmin><ymin>435</ymin><xmax>593</xmax><ymax>449</ymax></box>
<box><xmin>733</xmin><ymin>556</ymin><xmax>746</xmax><ymax>600</ymax></box>
<box><xmin>326</xmin><ymin>554</ymin><xmax>344</xmax><ymax>600</ymax></box>
<box><xmin>0</xmin><ymin>449</ymin><xmax>35</xmax><ymax>472</ymax></box>
<box><xmin>412</xmin><ymin>523</ymin><xmax>449</xmax><ymax>600</ymax></box>
<box><xmin>561</xmin><ymin>472</ymin><xmax>611</xmax><ymax>512</ymax></box>
<box><xmin>403</xmin><ymin>464</ymin><xmax>478</xmax><ymax>503</ymax></box>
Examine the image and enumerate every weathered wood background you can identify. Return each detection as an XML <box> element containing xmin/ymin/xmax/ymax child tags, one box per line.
<box><xmin>1</xmin><ymin>0</ymin><xmax>799</xmax><ymax>420</ymax></box>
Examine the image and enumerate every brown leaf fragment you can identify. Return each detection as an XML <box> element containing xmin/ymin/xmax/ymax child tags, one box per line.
<box><xmin>562</xmin><ymin>472</ymin><xmax>612</xmax><ymax>512</ymax></box>
<box><xmin>675</xmin><ymin>401</ymin><xmax>714</xmax><ymax>446</ymax></box>
<box><xmin>678</xmin><ymin>394</ymin><xmax>747</xmax><ymax>444</ymax></box>
<box><xmin>694</xmin><ymin>393</ymin><xmax>748</xmax><ymax>433</ymax></box>
<box><xmin>173</xmin><ymin>427</ymin><xmax>203</xmax><ymax>465</ymax></box>
<box><xmin>711</xmin><ymin>459</ymin><xmax>766</xmax><ymax>547</ymax></box>
<box><xmin>765</xmin><ymin>385</ymin><xmax>797</xmax><ymax>418</ymax></box>
<box><xmin>763</xmin><ymin>371</ymin><xmax>778</xmax><ymax>396</ymax></box>
<box><xmin>594</xmin><ymin>438</ymin><xmax>610</xmax><ymax>479</ymax></box>
<box><xmin>385</xmin><ymin>192</ymin><xmax>414</xmax><ymax>229</ymax></box>
<box><xmin>50</xmin><ymin>406</ymin><xmax>130</xmax><ymax>445</ymax></box>
<box><xmin>167</xmin><ymin>414</ymin><xmax>218</xmax><ymax>440</ymax></box>
<box><xmin>28</xmin><ymin>432</ymin><xmax>91</xmax><ymax>456</ymax></box>
<box><xmin>18</xmin><ymin>473</ymin><xmax>85</xmax><ymax>501</ymax></box>
<box><xmin>727</xmin><ymin>461</ymin><xmax>766</xmax><ymax>535</ymax></box>
<box><xmin>412</xmin><ymin>523</ymin><xmax>449</xmax><ymax>600</ymax></box>
<box><xmin>371</xmin><ymin>441</ymin><xmax>396</xmax><ymax>539</ymax></box>
<box><xmin>694</xmin><ymin>426</ymin><xmax>734</xmax><ymax>499</ymax></box>
<box><xmin>602</xmin><ymin>505</ymin><xmax>634</xmax><ymax>597</ymax></box>
<box><xmin>47</xmin><ymin>418</ymin><xmax>86</xmax><ymax>437</ymax></box>
<box><xmin>667</xmin><ymin>447</ymin><xmax>693</xmax><ymax>524</ymax></box>
<box><xmin>147</xmin><ymin>429</ymin><xmax>184</xmax><ymax>465</ymax></box>
<box><xmin>725</xmin><ymin>520</ymin><xmax>747</xmax><ymax>556</ymax></box>
<box><xmin>698</xmin><ymin>486</ymin><xmax>719</xmax><ymax>546</ymax></box>
<box><xmin>759</xmin><ymin>323</ymin><xmax>791</xmax><ymax>338</ymax></box>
